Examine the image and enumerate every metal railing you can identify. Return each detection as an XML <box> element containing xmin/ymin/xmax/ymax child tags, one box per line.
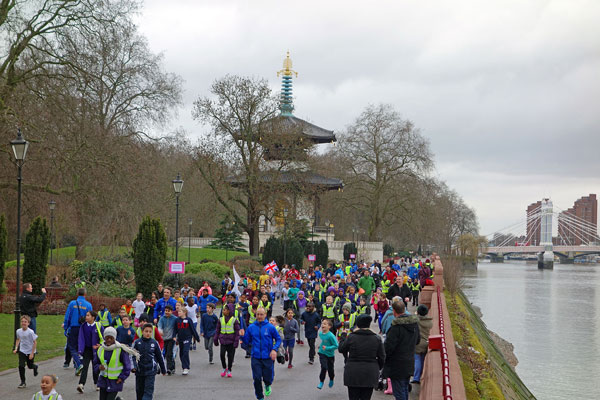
<box><xmin>437</xmin><ymin>286</ymin><xmax>453</xmax><ymax>400</ymax></box>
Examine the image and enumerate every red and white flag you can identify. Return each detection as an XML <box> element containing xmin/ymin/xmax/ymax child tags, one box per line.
<box><xmin>264</xmin><ymin>261</ymin><xmax>278</xmax><ymax>274</ymax></box>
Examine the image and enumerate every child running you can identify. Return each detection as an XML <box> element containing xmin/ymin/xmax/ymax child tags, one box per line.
<box><xmin>32</xmin><ymin>374</ymin><xmax>63</xmax><ymax>400</ymax></box>
<box><xmin>317</xmin><ymin>319</ymin><xmax>338</xmax><ymax>389</ymax></box>
<box><xmin>14</xmin><ymin>315</ymin><xmax>38</xmax><ymax>389</ymax></box>
<box><xmin>283</xmin><ymin>308</ymin><xmax>299</xmax><ymax>368</ymax></box>
<box><xmin>214</xmin><ymin>304</ymin><xmax>240</xmax><ymax>378</ymax></box>
<box><xmin>77</xmin><ymin>310</ymin><xmax>104</xmax><ymax>393</ymax></box>
<box><xmin>93</xmin><ymin>326</ymin><xmax>136</xmax><ymax>400</ymax></box>
<box><xmin>133</xmin><ymin>323</ymin><xmax>166</xmax><ymax>399</ymax></box>
<box><xmin>200</xmin><ymin>303</ymin><xmax>218</xmax><ymax>364</ymax></box>
<box><xmin>157</xmin><ymin>305</ymin><xmax>177</xmax><ymax>375</ymax></box>
<box><xmin>174</xmin><ymin>307</ymin><xmax>200</xmax><ymax>375</ymax></box>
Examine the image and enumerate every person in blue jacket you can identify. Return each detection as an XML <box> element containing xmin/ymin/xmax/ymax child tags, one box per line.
<box><xmin>197</xmin><ymin>288</ymin><xmax>219</xmax><ymax>333</ymax></box>
<box><xmin>153</xmin><ymin>287</ymin><xmax>177</xmax><ymax>324</ymax></box>
<box><xmin>242</xmin><ymin>307</ymin><xmax>281</xmax><ymax>400</ymax></box>
<box><xmin>62</xmin><ymin>288</ymin><xmax>93</xmax><ymax>375</ymax></box>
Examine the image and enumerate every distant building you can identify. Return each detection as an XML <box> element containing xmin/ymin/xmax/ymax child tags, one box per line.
<box><xmin>557</xmin><ymin>194</ymin><xmax>598</xmax><ymax>245</ymax></box>
<box><xmin>526</xmin><ymin>200</ymin><xmax>542</xmax><ymax>245</ymax></box>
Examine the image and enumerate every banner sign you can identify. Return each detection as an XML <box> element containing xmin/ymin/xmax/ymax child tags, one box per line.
<box><xmin>349</xmin><ymin>254</ymin><xmax>356</xmax><ymax>259</ymax></box>
<box><xmin>169</xmin><ymin>261</ymin><xmax>185</xmax><ymax>274</ymax></box>
<box><xmin>308</xmin><ymin>254</ymin><xmax>316</xmax><ymax>261</ymax></box>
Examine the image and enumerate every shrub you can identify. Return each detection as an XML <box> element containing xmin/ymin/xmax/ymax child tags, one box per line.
<box><xmin>133</xmin><ymin>216</ymin><xmax>167</xmax><ymax>298</ymax></box>
<box><xmin>262</xmin><ymin>236</ymin><xmax>281</xmax><ymax>266</ymax></box>
<box><xmin>186</xmin><ymin>262</ymin><xmax>230</xmax><ymax>278</ymax></box>
<box><xmin>383</xmin><ymin>243</ymin><xmax>395</xmax><ymax>256</ymax></box>
<box><xmin>96</xmin><ymin>281</ymin><xmax>137</xmax><ymax>299</ymax></box>
<box><xmin>233</xmin><ymin>259</ymin><xmax>262</xmax><ymax>276</ymax></box>
<box><xmin>72</xmin><ymin>259</ymin><xmax>133</xmax><ymax>284</ymax></box>
<box><xmin>163</xmin><ymin>271</ymin><xmax>221</xmax><ymax>295</ymax></box>
<box><xmin>0</xmin><ymin>215</ymin><xmax>7</xmax><ymax>293</ymax></box>
<box><xmin>231</xmin><ymin>254</ymin><xmax>259</xmax><ymax>263</ymax></box>
<box><xmin>315</xmin><ymin>240</ymin><xmax>329</xmax><ymax>267</ymax></box>
<box><xmin>343</xmin><ymin>242</ymin><xmax>358</xmax><ymax>261</ymax></box>
<box><xmin>22</xmin><ymin>216</ymin><xmax>51</xmax><ymax>294</ymax></box>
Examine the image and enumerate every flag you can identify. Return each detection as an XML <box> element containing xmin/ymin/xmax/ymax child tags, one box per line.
<box><xmin>264</xmin><ymin>260</ymin><xmax>278</xmax><ymax>274</ymax></box>
<box><xmin>232</xmin><ymin>265</ymin><xmax>242</xmax><ymax>297</ymax></box>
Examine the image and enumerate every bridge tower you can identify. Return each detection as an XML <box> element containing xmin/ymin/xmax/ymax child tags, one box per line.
<box><xmin>538</xmin><ymin>198</ymin><xmax>554</xmax><ymax>269</ymax></box>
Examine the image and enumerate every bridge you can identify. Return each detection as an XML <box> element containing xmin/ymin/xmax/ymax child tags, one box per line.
<box><xmin>484</xmin><ymin>199</ymin><xmax>600</xmax><ymax>268</ymax></box>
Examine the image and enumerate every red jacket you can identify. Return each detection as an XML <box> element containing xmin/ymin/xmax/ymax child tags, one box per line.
<box><xmin>383</xmin><ymin>271</ymin><xmax>397</xmax><ymax>283</ymax></box>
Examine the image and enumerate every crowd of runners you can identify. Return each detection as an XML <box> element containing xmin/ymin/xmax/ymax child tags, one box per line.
<box><xmin>13</xmin><ymin>257</ymin><xmax>438</xmax><ymax>400</ymax></box>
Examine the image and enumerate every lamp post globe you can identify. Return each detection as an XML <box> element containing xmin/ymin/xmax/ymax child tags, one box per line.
<box><xmin>172</xmin><ymin>173</ymin><xmax>183</xmax><ymax>287</ymax></box>
<box><xmin>11</xmin><ymin>128</ymin><xmax>29</xmax><ymax>345</ymax></box>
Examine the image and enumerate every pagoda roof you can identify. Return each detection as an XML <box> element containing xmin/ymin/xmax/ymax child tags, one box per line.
<box><xmin>227</xmin><ymin>170</ymin><xmax>343</xmax><ymax>191</ymax></box>
<box><xmin>269</xmin><ymin>115</ymin><xmax>336</xmax><ymax>144</ymax></box>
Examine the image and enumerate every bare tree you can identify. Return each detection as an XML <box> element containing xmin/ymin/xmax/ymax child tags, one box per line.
<box><xmin>192</xmin><ymin>76</ymin><xmax>280</xmax><ymax>255</ymax></box>
<box><xmin>337</xmin><ymin>104</ymin><xmax>433</xmax><ymax>241</ymax></box>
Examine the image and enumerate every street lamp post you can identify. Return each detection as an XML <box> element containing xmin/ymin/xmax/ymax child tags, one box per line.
<box><xmin>188</xmin><ymin>218</ymin><xmax>192</xmax><ymax>264</ymax></box>
<box><xmin>283</xmin><ymin>208</ymin><xmax>289</xmax><ymax>266</ymax></box>
<box><xmin>310</xmin><ymin>216</ymin><xmax>315</xmax><ymax>254</ymax></box>
<box><xmin>225</xmin><ymin>222</ymin><xmax>231</xmax><ymax>262</ymax></box>
<box><xmin>325</xmin><ymin>219</ymin><xmax>330</xmax><ymax>243</ymax></box>
<box><xmin>11</xmin><ymin>128</ymin><xmax>29</xmax><ymax>345</ymax></box>
<box><xmin>172</xmin><ymin>173</ymin><xmax>183</xmax><ymax>288</ymax></box>
<box><xmin>49</xmin><ymin>200</ymin><xmax>56</xmax><ymax>265</ymax></box>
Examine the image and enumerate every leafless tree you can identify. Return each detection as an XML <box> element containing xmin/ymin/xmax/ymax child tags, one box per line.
<box><xmin>337</xmin><ymin>104</ymin><xmax>433</xmax><ymax>241</ymax></box>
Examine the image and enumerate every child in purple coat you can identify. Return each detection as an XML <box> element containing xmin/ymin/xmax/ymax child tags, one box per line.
<box><xmin>214</xmin><ymin>304</ymin><xmax>240</xmax><ymax>378</ymax></box>
<box><xmin>77</xmin><ymin>310</ymin><xmax>104</xmax><ymax>393</ymax></box>
<box><xmin>93</xmin><ymin>327</ymin><xmax>137</xmax><ymax>400</ymax></box>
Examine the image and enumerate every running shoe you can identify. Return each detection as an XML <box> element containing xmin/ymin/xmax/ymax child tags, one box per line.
<box><xmin>77</xmin><ymin>384</ymin><xmax>84</xmax><ymax>393</ymax></box>
<box><xmin>328</xmin><ymin>380</ymin><xmax>334</xmax><ymax>388</ymax></box>
<box><xmin>18</xmin><ymin>383</ymin><xmax>26</xmax><ymax>389</ymax></box>
<box><xmin>221</xmin><ymin>369</ymin><xmax>228</xmax><ymax>377</ymax></box>
<box><xmin>264</xmin><ymin>385</ymin><xmax>272</xmax><ymax>397</ymax></box>
<box><xmin>317</xmin><ymin>382</ymin><xmax>324</xmax><ymax>390</ymax></box>
<box><xmin>226</xmin><ymin>371</ymin><xmax>232</xmax><ymax>378</ymax></box>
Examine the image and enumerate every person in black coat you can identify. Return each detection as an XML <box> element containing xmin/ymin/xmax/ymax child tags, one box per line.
<box><xmin>386</xmin><ymin>276</ymin><xmax>404</xmax><ymax>301</ymax></box>
<box><xmin>20</xmin><ymin>283</ymin><xmax>46</xmax><ymax>333</ymax></box>
<box><xmin>383</xmin><ymin>301</ymin><xmax>420</xmax><ymax>400</ymax></box>
<box><xmin>338</xmin><ymin>314</ymin><xmax>385</xmax><ymax>400</ymax></box>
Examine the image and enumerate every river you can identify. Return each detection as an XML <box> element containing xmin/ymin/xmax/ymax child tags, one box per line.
<box><xmin>462</xmin><ymin>260</ymin><xmax>600</xmax><ymax>400</ymax></box>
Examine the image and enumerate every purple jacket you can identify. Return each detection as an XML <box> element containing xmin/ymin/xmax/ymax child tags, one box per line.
<box><xmin>214</xmin><ymin>315</ymin><xmax>240</xmax><ymax>347</ymax></box>
<box><xmin>78</xmin><ymin>322</ymin><xmax>103</xmax><ymax>354</ymax></box>
<box><xmin>93</xmin><ymin>347</ymin><xmax>131</xmax><ymax>392</ymax></box>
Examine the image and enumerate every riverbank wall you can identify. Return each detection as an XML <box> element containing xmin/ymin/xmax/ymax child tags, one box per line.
<box><xmin>447</xmin><ymin>289</ymin><xmax>537</xmax><ymax>399</ymax></box>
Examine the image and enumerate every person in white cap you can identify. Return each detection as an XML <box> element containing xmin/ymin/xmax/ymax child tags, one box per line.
<box><xmin>93</xmin><ymin>326</ymin><xmax>138</xmax><ymax>400</ymax></box>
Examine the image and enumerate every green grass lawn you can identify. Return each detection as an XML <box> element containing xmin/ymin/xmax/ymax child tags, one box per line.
<box><xmin>0</xmin><ymin>314</ymin><xmax>66</xmax><ymax>371</ymax></box>
<box><xmin>6</xmin><ymin>246</ymin><xmax>249</xmax><ymax>267</ymax></box>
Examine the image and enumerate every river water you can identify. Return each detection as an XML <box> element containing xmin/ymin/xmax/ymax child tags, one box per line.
<box><xmin>462</xmin><ymin>261</ymin><xmax>600</xmax><ymax>400</ymax></box>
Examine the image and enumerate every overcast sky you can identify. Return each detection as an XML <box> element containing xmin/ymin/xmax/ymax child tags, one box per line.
<box><xmin>135</xmin><ymin>0</ymin><xmax>600</xmax><ymax>236</ymax></box>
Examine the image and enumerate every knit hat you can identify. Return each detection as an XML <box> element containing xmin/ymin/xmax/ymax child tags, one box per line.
<box><xmin>356</xmin><ymin>314</ymin><xmax>372</xmax><ymax>329</ymax></box>
<box><xmin>342</xmin><ymin>303</ymin><xmax>352</xmax><ymax>312</ymax></box>
<box><xmin>103</xmin><ymin>327</ymin><xmax>117</xmax><ymax>339</ymax></box>
<box><xmin>417</xmin><ymin>304</ymin><xmax>429</xmax><ymax>316</ymax></box>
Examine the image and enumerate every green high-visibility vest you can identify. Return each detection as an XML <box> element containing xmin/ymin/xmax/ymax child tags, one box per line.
<box><xmin>114</xmin><ymin>317</ymin><xmax>123</xmax><ymax>328</ymax></box>
<box><xmin>220</xmin><ymin>316</ymin><xmax>235</xmax><ymax>334</ymax></box>
<box><xmin>259</xmin><ymin>301</ymin><xmax>271</xmax><ymax>311</ymax></box>
<box><xmin>97</xmin><ymin>347</ymin><xmax>123</xmax><ymax>380</ymax></box>
<box><xmin>411</xmin><ymin>282</ymin><xmax>420</xmax><ymax>291</ymax></box>
<box><xmin>322</xmin><ymin>305</ymin><xmax>335</xmax><ymax>319</ymax></box>
<box><xmin>95</xmin><ymin>322</ymin><xmax>104</xmax><ymax>344</ymax></box>
<box><xmin>249</xmin><ymin>307</ymin><xmax>257</xmax><ymax>324</ymax></box>
<box><xmin>338</xmin><ymin>313</ymin><xmax>356</xmax><ymax>331</ymax></box>
<box><xmin>35</xmin><ymin>393</ymin><xmax>59</xmax><ymax>400</ymax></box>
<box><xmin>98</xmin><ymin>311</ymin><xmax>111</xmax><ymax>327</ymax></box>
<box><xmin>382</xmin><ymin>280</ymin><xmax>390</xmax><ymax>294</ymax></box>
<box><xmin>356</xmin><ymin>305</ymin><xmax>368</xmax><ymax>315</ymax></box>
<box><xmin>345</xmin><ymin>265</ymin><xmax>352</xmax><ymax>276</ymax></box>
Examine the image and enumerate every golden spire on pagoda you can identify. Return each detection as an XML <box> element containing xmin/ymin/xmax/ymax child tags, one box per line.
<box><xmin>277</xmin><ymin>51</ymin><xmax>298</xmax><ymax>77</ymax></box>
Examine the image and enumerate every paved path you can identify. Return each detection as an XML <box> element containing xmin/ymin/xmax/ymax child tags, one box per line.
<box><xmin>0</xmin><ymin>303</ymin><xmax>420</xmax><ymax>400</ymax></box>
